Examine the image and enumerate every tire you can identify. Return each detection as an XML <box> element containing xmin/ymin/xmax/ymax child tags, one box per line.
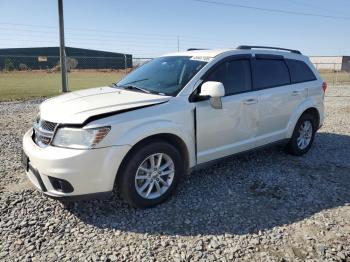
<box><xmin>285</xmin><ymin>113</ymin><xmax>316</xmax><ymax>156</ymax></box>
<box><xmin>117</xmin><ymin>140</ymin><xmax>184</xmax><ymax>208</ymax></box>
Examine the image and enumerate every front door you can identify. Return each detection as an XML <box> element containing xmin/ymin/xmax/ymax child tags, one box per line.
<box><xmin>195</xmin><ymin>58</ymin><xmax>259</xmax><ymax>164</ymax></box>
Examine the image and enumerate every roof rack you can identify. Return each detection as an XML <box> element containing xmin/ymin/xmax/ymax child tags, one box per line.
<box><xmin>187</xmin><ymin>48</ymin><xmax>208</xmax><ymax>51</ymax></box>
<box><xmin>237</xmin><ymin>45</ymin><xmax>302</xmax><ymax>55</ymax></box>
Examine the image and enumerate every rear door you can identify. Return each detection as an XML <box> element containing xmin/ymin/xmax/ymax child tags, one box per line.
<box><xmin>285</xmin><ymin>58</ymin><xmax>318</xmax><ymax>108</ymax></box>
<box><xmin>251</xmin><ymin>55</ymin><xmax>295</xmax><ymax>146</ymax></box>
<box><xmin>195</xmin><ymin>56</ymin><xmax>259</xmax><ymax>163</ymax></box>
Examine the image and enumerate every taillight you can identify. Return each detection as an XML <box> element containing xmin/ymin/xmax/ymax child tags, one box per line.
<box><xmin>322</xmin><ymin>82</ymin><xmax>327</xmax><ymax>92</ymax></box>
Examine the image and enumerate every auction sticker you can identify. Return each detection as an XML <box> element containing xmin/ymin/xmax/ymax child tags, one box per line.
<box><xmin>190</xmin><ymin>56</ymin><xmax>213</xmax><ymax>62</ymax></box>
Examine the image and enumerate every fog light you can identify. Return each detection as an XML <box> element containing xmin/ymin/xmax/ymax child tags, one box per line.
<box><xmin>49</xmin><ymin>177</ymin><xmax>74</xmax><ymax>193</ymax></box>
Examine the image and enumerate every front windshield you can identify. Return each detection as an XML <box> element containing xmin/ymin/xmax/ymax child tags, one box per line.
<box><xmin>116</xmin><ymin>56</ymin><xmax>207</xmax><ymax>96</ymax></box>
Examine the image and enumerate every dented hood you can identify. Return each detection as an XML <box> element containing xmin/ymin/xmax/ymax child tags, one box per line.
<box><xmin>40</xmin><ymin>86</ymin><xmax>170</xmax><ymax>124</ymax></box>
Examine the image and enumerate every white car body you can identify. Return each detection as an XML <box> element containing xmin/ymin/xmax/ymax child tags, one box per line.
<box><xmin>23</xmin><ymin>47</ymin><xmax>325</xmax><ymax>200</ymax></box>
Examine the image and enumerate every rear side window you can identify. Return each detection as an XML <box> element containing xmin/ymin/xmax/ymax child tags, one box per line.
<box><xmin>285</xmin><ymin>59</ymin><xmax>317</xmax><ymax>83</ymax></box>
<box><xmin>251</xmin><ymin>59</ymin><xmax>290</xmax><ymax>90</ymax></box>
<box><xmin>206</xmin><ymin>59</ymin><xmax>252</xmax><ymax>95</ymax></box>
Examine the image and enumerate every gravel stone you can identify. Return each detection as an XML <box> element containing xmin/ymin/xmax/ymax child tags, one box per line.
<box><xmin>1</xmin><ymin>90</ymin><xmax>350</xmax><ymax>261</ymax></box>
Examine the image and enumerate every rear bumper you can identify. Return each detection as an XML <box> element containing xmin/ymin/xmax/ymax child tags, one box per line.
<box><xmin>22</xmin><ymin>128</ymin><xmax>130</xmax><ymax>199</ymax></box>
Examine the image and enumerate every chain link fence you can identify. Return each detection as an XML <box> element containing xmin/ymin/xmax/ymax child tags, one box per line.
<box><xmin>0</xmin><ymin>55</ymin><xmax>152</xmax><ymax>72</ymax></box>
<box><xmin>313</xmin><ymin>63</ymin><xmax>350</xmax><ymax>97</ymax></box>
<box><xmin>0</xmin><ymin>55</ymin><xmax>153</xmax><ymax>100</ymax></box>
<box><xmin>0</xmin><ymin>56</ymin><xmax>349</xmax><ymax>99</ymax></box>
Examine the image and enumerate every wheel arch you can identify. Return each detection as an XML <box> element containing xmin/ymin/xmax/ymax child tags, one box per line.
<box><xmin>287</xmin><ymin>104</ymin><xmax>321</xmax><ymax>138</ymax></box>
<box><xmin>302</xmin><ymin>107</ymin><xmax>320</xmax><ymax>128</ymax></box>
<box><xmin>131</xmin><ymin>133</ymin><xmax>190</xmax><ymax>170</ymax></box>
<box><xmin>114</xmin><ymin>133</ymin><xmax>191</xmax><ymax>186</ymax></box>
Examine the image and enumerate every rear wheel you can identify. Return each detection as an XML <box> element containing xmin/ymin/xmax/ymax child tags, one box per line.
<box><xmin>118</xmin><ymin>141</ymin><xmax>183</xmax><ymax>208</ymax></box>
<box><xmin>286</xmin><ymin>113</ymin><xmax>316</xmax><ymax>156</ymax></box>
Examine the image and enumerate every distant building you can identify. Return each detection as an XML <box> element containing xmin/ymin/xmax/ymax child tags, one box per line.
<box><xmin>0</xmin><ymin>47</ymin><xmax>132</xmax><ymax>70</ymax></box>
<box><xmin>310</xmin><ymin>56</ymin><xmax>350</xmax><ymax>71</ymax></box>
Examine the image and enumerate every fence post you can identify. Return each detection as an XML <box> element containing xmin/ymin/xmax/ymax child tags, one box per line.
<box><xmin>124</xmin><ymin>54</ymin><xmax>127</xmax><ymax>75</ymax></box>
<box><xmin>332</xmin><ymin>63</ymin><xmax>335</xmax><ymax>87</ymax></box>
<box><xmin>335</xmin><ymin>63</ymin><xmax>339</xmax><ymax>87</ymax></box>
<box><xmin>58</xmin><ymin>0</ymin><xmax>68</xmax><ymax>93</ymax></box>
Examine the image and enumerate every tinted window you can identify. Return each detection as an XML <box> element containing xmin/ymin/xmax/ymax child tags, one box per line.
<box><xmin>252</xmin><ymin>59</ymin><xmax>290</xmax><ymax>90</ymax></box>
<box><xmin>286</xmin><ymin>59</ymin><xmax>316</xmax><ymax>83</ymax></box>
<box><xmin>206</xmin><ymin>59</ymin><xmax>251</xmax><ymax>95</ymax></box>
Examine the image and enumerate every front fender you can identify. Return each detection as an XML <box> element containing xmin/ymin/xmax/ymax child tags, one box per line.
<box><xmin>286</xmin><ymin>98</ymin><xmax>321</xmax><ymax>138</ymax></box>
<box><xmin>114</xmin><ymin>120</ymin><xmax>196</xmax><ymax>167</ymax></box>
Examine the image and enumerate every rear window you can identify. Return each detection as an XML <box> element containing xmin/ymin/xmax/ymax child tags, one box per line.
<box><xmin>251</xmin><ymin>59</ymin><xmax>290</xmax><ymax>90</ymax></box>
<box><xmin>285</xmin><ymin>59</ymin><xmax>317</xmax><ymax>83</ymax></box>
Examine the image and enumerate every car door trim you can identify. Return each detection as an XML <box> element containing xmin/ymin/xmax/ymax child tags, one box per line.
<box><xmin>191</xmin><ymin>138</ymin><xmax>289</xmax><ymax>172</ymax></box>
<box><xmin>255</xmin><ymin>54</ymin><xmax>284</xmax><ymax>60</ymax></box>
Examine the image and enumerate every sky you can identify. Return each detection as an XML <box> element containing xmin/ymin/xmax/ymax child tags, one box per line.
<box><xmin>0</xmin><ymin>0</ymin><xmax>349</xmax><ymax>57</ymax></box>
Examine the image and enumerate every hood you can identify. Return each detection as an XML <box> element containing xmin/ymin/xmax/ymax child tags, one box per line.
<box><xmin>40</xmin><ymin>86</ymin><xmax>170</xmax><ymax>124</ymax></box>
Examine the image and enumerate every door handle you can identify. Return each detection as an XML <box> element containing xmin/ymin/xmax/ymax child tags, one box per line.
<box><xmin>243</xmin><ymin>98</ymin><xmax>258</xmax><ymax>105</ymax></box>
<box><xmin>291</xmin><ymin>90</ymin><xmax>301</xmax><ymax>96</ymax></box>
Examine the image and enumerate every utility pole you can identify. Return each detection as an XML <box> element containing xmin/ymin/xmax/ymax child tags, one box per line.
<box><xmin>58</xmin><ymin>0</ymin><xmax>68</xmax><ymax>92</ymax></box>
<box><xmin>124</xmin><ymin>54</ymin><xmax>127</xmax><ymax>75</ymax></box>
<box><xmin>177</xmin><ymin>36</ymin><xmax>180</xmax><ymax>52</ymax></box>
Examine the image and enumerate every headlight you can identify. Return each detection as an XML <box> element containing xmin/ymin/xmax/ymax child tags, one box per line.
<box><xmin>52</xmin><ymin>126</ymin><xmax>111</xmax><ymax>149</ymax></box>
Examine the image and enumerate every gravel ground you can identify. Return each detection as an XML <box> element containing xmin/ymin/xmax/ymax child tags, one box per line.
<box><xmin>1</xmin><ymin>88</ymin><xmax>350</xmax><ymax>262</ymax></box>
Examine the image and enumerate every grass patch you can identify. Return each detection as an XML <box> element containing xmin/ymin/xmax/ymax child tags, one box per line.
<box><xmin>320</xmin><ymin>71</ymin><xmax>350</xmax><ymax>84</ymax></box>
<box><xmin>1</xmin><ymin>70</ymin><xmax>349</xmax><ymax>101</ymax></box>
<box><xmin>0</xmin><ymin>71</ymin><xmax>124</xmax><ymax>101</ymax></box>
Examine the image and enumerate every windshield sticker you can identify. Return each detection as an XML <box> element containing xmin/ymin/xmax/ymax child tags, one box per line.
<box><xmin>190</xmin><ymin>56</ymin><xmax>213</xmax><ymax>62</ymax></box>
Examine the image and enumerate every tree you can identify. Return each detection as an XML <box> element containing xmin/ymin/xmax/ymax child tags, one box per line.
<box><xmin>19</xmin><ymin>63</ymin><xmax>29</xmax><ymax>71</ymax></box>
<box><xmin>54</xmin><ymin>57</ymin><xmax>78</xmax><ymax>72</ymax></box>
<box><xmin>4</xmin><ymin>58</ymin><xmax>15</xmax><ymax>71</ymax></box>
<box><xmin>67</xmin><ymin>57</ymin><xmax>78</xmax><ymax>70</ymax></box>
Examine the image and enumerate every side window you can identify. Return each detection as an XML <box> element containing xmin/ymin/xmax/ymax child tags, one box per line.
<box><xmin>251</xmin><ymin>58</ymin><xmax>290</xmax><ymax>90</ymax></box>
<box><xmin>206</xmin><ymin>59</ymin><xmax>252</xmax><ymax>95</ymax></box>
<box><xmin>285</xmin><ymin>59</ymin><xmax>317</xmax><ymax>83</ymax></box>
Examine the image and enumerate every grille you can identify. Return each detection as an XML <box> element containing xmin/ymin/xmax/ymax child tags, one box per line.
<box><xmin>40</xmin><ymin>120</ymin><xmax>57</xmax><ymax>132</ymax></box>
<box><xmin>33</xmin><ymin>119</ymin><xmax>58</xmax><ymax>147</ymax></box>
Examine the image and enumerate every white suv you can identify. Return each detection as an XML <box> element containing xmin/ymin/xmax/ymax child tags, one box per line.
<box><xmin>23</xmin><ymin>46</ymin><xmax>325</xmax><ymax>208</ymax></box>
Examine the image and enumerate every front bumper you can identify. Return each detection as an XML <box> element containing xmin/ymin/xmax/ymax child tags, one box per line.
<box><xmin>22</xmin><ymin>129</ymin><xmax>130</xmax><ymax>199</ymax></box>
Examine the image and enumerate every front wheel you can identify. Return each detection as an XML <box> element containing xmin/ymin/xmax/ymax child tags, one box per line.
<box><xmin>117</xmin><ymin>141</ymin><xmax>184</xmax><ymax>208</ymax></box>
<box><xmin>285</xmin><ymin>113</ymin><xmax>316</xmax><ymax>156</ymax></box>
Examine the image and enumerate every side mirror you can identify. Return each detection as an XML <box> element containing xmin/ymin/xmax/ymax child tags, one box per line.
<box><xmin>199</xmin><ymin>81</ymin><xmax>225</xmax><ymax>109</ymax></box>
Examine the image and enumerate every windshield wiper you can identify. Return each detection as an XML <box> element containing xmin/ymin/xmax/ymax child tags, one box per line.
<box><xmin>114</xmin><ymin>79</ymin><xmax>167</xmax><ymax>96</ymax></box>
<box><xmin>110</xmin><ymin>82</ymin><xmax>150</xmax><ymax>93</ymax></box>
<box><xmin>119</xmin><ymin>78</ymin><xmax>149</xmax><ymax>86</ymax></box>
<box><xmin>114</xmin><ymin>78</ymin><xmax>151</xmax><ymax>93</ymax></box>
<box><xmin>122</xmin><ymin>85</ymin><xmax>151</xmax><ymax>94</ymax></box>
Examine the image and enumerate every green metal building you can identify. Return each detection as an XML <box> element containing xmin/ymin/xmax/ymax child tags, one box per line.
<box><xmin>0</xmin><ymin>47</ymin><xmax>132</xmax><ymax>70</ymax></box>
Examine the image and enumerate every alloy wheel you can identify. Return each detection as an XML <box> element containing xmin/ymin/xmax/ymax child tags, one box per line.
<box><xmin>134</xmin><ymin>153</ymin><xmax>175</xmax><ymax>199</ymax></box>
<box><xmin>297</xmin><ymin>120</ymin><xmax>313</xmax><ymax>150</ymax></box>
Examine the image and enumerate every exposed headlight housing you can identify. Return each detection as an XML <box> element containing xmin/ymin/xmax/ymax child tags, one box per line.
<box><xmin>34</xmin><ymin>112</ymin><xmax>40</xmax><ymax>124</ymax></box>
<box><xmin>52</xmin><ymin>126</ymin><xmax>111</xmax><ymax>149</ymax></box>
